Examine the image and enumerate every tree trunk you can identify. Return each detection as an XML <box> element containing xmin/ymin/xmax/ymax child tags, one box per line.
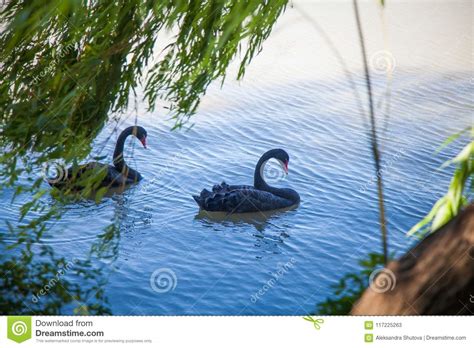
<box><xmin>351</xmin><ymin>204</ymin><xmax>474</xmax><ymax>315</ymax></box>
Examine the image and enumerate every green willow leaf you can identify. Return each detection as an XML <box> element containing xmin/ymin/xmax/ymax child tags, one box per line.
<box><xmin>408</xmin><ymin>136</ymin><xmax>473</xmax><ymax>237</ymax></box>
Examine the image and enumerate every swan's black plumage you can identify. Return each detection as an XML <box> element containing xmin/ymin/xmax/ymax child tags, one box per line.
<box><xmin>193</xmin><ymin>149</ymin><xmax>300</xmax><ymax>213</ymax></box>
<box><xmin>48</xmin><ymin>126</ymin><xmax>147</xmax><ymax>189</ymax></box>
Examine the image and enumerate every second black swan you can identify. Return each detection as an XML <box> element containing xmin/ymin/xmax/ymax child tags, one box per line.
<box><xmin>47</xmin><ymin>126</ymin><xmax>147</xmax><ymax>189</ymax></box>
<box><xmin>193</xmin><ymin>149</ymin><xmax>300</xmax><ymax>213</ymax></box>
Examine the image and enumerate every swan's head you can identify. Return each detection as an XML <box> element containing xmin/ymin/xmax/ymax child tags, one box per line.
<box><xmin>128</xmin><ymin>126</ymin><xmax>147</xmax><ymax>149</ymax></box>
<box><xmin>265</xmin><ymin>148</ymin><xmax>290</xmax><ymax>174</ymax></box>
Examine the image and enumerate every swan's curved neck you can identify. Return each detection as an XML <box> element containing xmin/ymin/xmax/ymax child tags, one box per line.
<box><xmin>254</xmin><ymin>154</ymin><xmax>299</xmax><ymax>204</ymax></box>
<box><xmin>113</xmin><ymin>128</ymin><xmax>133</xmax><ymax>172</ymax></box>
<box><xmin>254</xmin><ymin>155</ymin><xmax>272</xmax><ymax>191</ymax></box>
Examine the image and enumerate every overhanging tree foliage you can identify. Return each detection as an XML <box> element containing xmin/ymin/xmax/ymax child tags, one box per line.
<box><xmin>0</xmin><ymin>0</ymin><xmax>288</xmax><ymax>224</ymax></box>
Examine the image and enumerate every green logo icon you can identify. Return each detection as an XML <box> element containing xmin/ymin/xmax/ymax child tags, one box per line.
<box><xmin>365</xmin><ymin>333</ymin><xmax>373</xmax><ymax>343</ymax></box>
<box><xmin>365</xmin><ymin>321</ymin><xmax>373</xmax><ymax>330</ymax></box>
<box><xmin>303</xmin><ymin>316</ymin><xmax>324</xmax><ymax>330</ymax></box>
<box><xmin>7</xmin><ymin>316</ymin><xmax>32</xmax><ymax>343</ymax></box>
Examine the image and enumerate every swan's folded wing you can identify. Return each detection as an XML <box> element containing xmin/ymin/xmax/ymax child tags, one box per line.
<box><xmin>211</xmin><ymin>181</ymin><xmax>254</xmax><ymax>193</ymax></box>
<box><xmin>55</xmin><ymin>162</ymin><xmax>109</xmax><ymax>188</ymax></box>
<box><xmin>77</xmin><ymin>163</ymin><xmax>127</xmax><ymax>187</ymax></box>
<box><xmin>199</xmin><ymin>189</ymin><xmax>293</xmax><ymax>213</ymax></box>
<box><xmin>104</xmin><ymin>166</ymin><xmax>131</xmax><ymax>187</ymax></box>
<box><xmin>49</xmin><ymin>162</ymin><xmax>132</xmax><ymax>189</ymax></box>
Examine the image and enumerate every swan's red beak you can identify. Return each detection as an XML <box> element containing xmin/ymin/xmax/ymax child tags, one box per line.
<box><xmin>283</xmin><ymin>160</ymin><xmax>289</xmax><ymax>174</ymax></box>
<box><xmin>140</xmin><ymin>137</ymin><xmax>147</xmax><ymax>149</ymax></box>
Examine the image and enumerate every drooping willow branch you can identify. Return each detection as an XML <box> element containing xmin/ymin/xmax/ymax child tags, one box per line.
<box><xmin>0</xmin><ymin>0</ymin><xmax>288</xmax><ymax>227</ymax></box>
<box><xmin>352</xmin><ymin>0</ymin><xmax>389</xmax><ymax>264</ymax></box>
<box><xmin>0</xmin><ymin>0</ymin><xmax>288</xmax><ymax>180</ymax></box>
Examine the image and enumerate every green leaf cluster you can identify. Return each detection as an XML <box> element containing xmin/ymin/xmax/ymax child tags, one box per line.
<box><xmin>408</xmin><ymin>128</ymin><xmax>473</xmax><ymax>237</ymax></box>
<box><xmin>0</xmin><ymin>0</ymin><xmax>288</xmax><ymax>230</ymax></box>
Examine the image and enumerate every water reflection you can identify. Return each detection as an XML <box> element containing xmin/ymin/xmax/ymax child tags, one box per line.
<box><xmin>194</xmin><ymin>204</ymin><xmax>298</xmax><ymax>232</ymax></box>
<box><xmin>194</xmin><ymin>207</ymin><xmax>297</xmax><ymax>259</ymax></box>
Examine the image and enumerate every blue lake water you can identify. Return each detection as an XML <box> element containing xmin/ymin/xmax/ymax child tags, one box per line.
<box><xmin>0</xmin><ymin>2</ymin><xmax>472</xmax><ymax>315</ymax></box>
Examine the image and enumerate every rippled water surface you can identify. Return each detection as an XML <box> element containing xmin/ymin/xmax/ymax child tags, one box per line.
<box><xmin>1</xmin><ymin>2</ymin><xmax>472</xmax><ymax>314</ymax></box>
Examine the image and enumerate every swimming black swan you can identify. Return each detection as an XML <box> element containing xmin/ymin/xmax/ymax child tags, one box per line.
<box><xmin>47</xmin><ymin>126</ymin><xmax>147</xmax><ymax>189</ymax></box>
<box><xmin>193</xmin><ymin>149</ymin><xmax>300</xmax><ymax>213</ymax></box>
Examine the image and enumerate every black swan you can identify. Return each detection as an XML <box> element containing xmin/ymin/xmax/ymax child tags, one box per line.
<box><xmin>193</xmin><ymin>149</ymin><xmax>300</xmax><ymax>213</ymax></box>
<box><xmin>47</xmin><ymin>126</ymin><xmax>147</xmax><ymax>189</ymax></box>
